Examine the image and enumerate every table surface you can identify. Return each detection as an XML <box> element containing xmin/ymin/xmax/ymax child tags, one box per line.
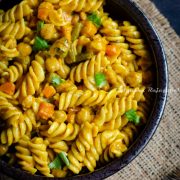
<box><xmin>151</xmin><ymin>0</ymin><xmax>180</xmax><ymax>35</ymax></box>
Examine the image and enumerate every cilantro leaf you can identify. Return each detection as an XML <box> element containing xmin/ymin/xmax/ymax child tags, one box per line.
<box><xmin>37</xmin><ymin>21</ymin><xmax>44</xmax><ymax>33</ymax></box>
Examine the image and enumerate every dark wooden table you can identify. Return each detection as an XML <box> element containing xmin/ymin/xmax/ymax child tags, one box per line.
<box><xmin>151</xmin><ymin>0</ymin><xmax>180</xmax><ymax>35</ymax></box>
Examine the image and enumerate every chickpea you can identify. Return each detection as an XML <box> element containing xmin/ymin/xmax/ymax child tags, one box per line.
<box><xmin>45</xmin><ymin>57</ymin><xmax>60</xmax><ymax>72</ymax></box>
<box><xmin>76</xmin><ymin>107</ymin><xmax>92</xmax><ymax>124</ymax></box>
<box><xmin>126</xmin><ymin>72</ymin><xmax>142</xmax><ymax>87</ymax></box>
<box><xmin>81</xmin><ymin>21</ymin><xmax>97</xmax><ymax>37</ymax></box>
<box><xmin>90</xmin><ymin>37</ymin><xmax>107</xmax><ymax>52</ymax></box>
<box><xmin>17</xmin><ymin>43</ymin><xmax>32</xmax><ymax>56</ymax></box>
<box><xmin>40</xmin><ymin>24</ymin><xmax>56</xmax><ymax>40</ymax></box>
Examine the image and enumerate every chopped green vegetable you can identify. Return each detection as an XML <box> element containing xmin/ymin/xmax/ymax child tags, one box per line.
<box><xmin>48</xmin><ymin>156</ymin><xmax>63</xmax><ymax>169</ymax></box>
<box><xmin>87</xmin><ymin>13</ymin><xmax>101</xmax><ymax>27</ymax></box>
<box><xmin>48</xmin><ymin>151</ymin><xmax>70</xmax><ymax>169</ymax></box>
<box><xmin>125</xmin><ymin>109</ymin><xmax>140</xmax><ymax>124</ymax></box>
<box><xmin>50</xmin><ymin>73</ymin><xmax>65</xmax><ymax>87</ymax></box>
<box><xmin>37</xmin><ymin>21</ymin><xmax>44</xmax><ymax>33</ymax></box>
<box><xmin>59</xmin><ymin>152</ymin><xmax>70</xmax><ymax>167</ymax></box>
<box><xmin>33</xmin><ymin>36</ymin><xmax>49</xmax><ymax>51</ymax></box>
<box><xmin>94</xmin><ymin>72</ymin><xmax>107</xmax><ymax>88</ymax></box>
<box><xmin>72</xmin><ymin>23</ymin><xmax>83</xmax><ymax>41</ymax></box>
<box><xmin>76</xmin><ymin>53</ymin><xmax>93</xmax><ymax>63</ymax></box>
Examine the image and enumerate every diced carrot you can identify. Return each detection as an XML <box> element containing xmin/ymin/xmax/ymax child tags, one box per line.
<box><xmin>0</xmin><ymin>82</ymin><xmax>15</xmax><ymax>95</ymax></box>
<box><xmin>42</xmin><ymin>85</ymin><xmax>56</xmax><ymax>98</ymax></box>
<box><xmin>38</xmin><ymin>2</ymin><xmax>53</xmax><ymax>21</ymax></box>
<box><xmin>38</xmin><ymin>8</ymin><xmax>50</xmax><ymax>21</ymax></box>
<box><xmin>38</xmin><ymin>102</ymin><xmax>54</xmax><ymax>120</ymax></box>
<box><xmin>106</xmin><ymin>45</ymin><xmax>121</xmax><ymax>57</ymax></box>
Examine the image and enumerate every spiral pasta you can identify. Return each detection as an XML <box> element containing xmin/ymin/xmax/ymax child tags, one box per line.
<box><xmin>0</xmin><ymin>97</ymin><xmax>23</xmax><ymax>127</ymax></box>
<box><xmin>70</xmin><ymin>52</ymin><xmax>110</xmax><ymax>90</ymax></box>
<box><xmin>28</xmin><ymin>137</ymin><xmax>53</xmax><ymax>177</ymax></box>
<box><xmin>100</xmin><ymin>123</ymin><xmax>137</xmax><ymax>163</ymax></box>
<box><xmin>0</xmin><ymin>110</ymin><xmax>36</xmax><ymax>146</ymax></box>
<box><xmin>15</xmin><ymin>135</ymin><xmax>37</xmax><ymax>174</ymax></box>
<box><xmin>120</xmin><ymin>21</ymin><xmax>149</xmax><ymax>58</ymax></box>
<box><xmin>0</xmin><ymin>1</ymin><xmax>33</xmax><ymax>23</ymax></box>
<box><xmin>0</xmin><ymin>37</ymin><xmax>19</xmax><ymax>59</ymax></box>
<box><xmin>17</xmin><ymin>60</ymin><xmax>45</xmax><ymax>102</ymax></box>
<box><xmin>58</xmin><ymin>88</ymin><xmax>118</xmax><ymax>111</ymax></box>
<box><xmin>82</xmin><ymin>129</ymin><xmax>119</xmax><ymax>172</ymax></box>
<box><xmin>59</xmin><ymin>0</ymin><xmax>104</xmax><ymax>13</ymax></box>
<box><xmin>40</xmin><ymin>122</ymin><xmax>80</xmax><ymax>142</ymax></box>
<box><xmin>0</xmin><ymin>0</ymin><xmax>153</xmax><ymax>177</ymax></box>
<box><xmin>1</xmin><ymin>62</ymin><xmax>24</xmax><ymax>83</ymax></box>
<box><xmin>0</xmin><ymin>19</ymin><xmax>31</xmax><ymax>40</ymax></box>
<box><xmin>101</xmin><ymin>13</ymin><xmax>124</xmax><ymax>44</ymax></box>
<box><xmin>68</xmin><ymin>122</ymin><xmax>98</xmax><ymax>174</ymax></box>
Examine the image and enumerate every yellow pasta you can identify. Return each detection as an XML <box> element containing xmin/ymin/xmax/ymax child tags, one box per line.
<box><xmin>28</xmin><ymin>137</ymin><xmax>53</xmax><ymax>177</ymax></box>
<box><xmin>0</xmin><ymin>1</ymin><xmax>33</xmax><ymax>23</ymax></box>
<box><xmin>58</xmin><ymin>88</ymin><xmax>118</xmax><ymax>110</ymax></box>
<box><xmin>0</xmin><ymin>19</ymin><xmax>31</xmax><ymax>40</ymax></box>
<box><xmin>0</xmin><ymin>0</ymin><xmax>153</xmax><ymax>177</ymax></box>
<box><xmin>1</xmin><ymin>62</ymin><xmax>24</xmax><ymax>83</ymax></box>
<box><xmin>0</xmin><ymin>36</ymin><xmax>19</xmax><ymax>59</ymax></box>
<box><xmin>70</xmin><ymin>52</ymin><xmax>110</xmax><ymax>90</ymax></box>
<box><xmin>0</xmin><ymin>110</ymin><xmax>36</xmax><ymax>146</ymax></box>
<box><xmin>0</xmin><ymin>97</ymin><xmax>23</xmax><ymax>127</ymax></box>
<box><xmin>16</xmin><ymin>60</ymin><xmax>45</xmax><ymax>102</ymax></box>
<box><xmin>59</xmin><ymin>0</ymin><xmax>104</xmax><ymax>13</ymax></box>
<box><xmin>15</xmin><ymin>135</ymin><xmax>37</xmax><ymax>174</ymax></box>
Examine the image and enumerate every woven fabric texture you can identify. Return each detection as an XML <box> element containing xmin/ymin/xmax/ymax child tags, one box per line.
<box><xmin>0</xmin><ymin>0</ymin><xmax>180</xmax><ymax>180</ymax></box>
<box><xmin>108</xmin><ymin>0</ymin><xmax>180</xmax><ymax>180</ymax></box>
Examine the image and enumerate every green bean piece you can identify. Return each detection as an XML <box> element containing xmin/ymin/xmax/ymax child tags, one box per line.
<box><xmin>72</xmin><ymin>23</ymin><xmax>83</xmax><ymax>41</ymax></box>
<box><xmin>76</xmin><ymin>53</ymin><xmax>93</xmax><ymax>63</ymax></box>
<box><xmin>48</xmin><ymin>156</ymin><xmax>63</xmax><ymax>169</ymax></box>
<box><xmin>58</xmin><ymin>152</ymin><xmax>70</xmax><ymax>167</ymax></box>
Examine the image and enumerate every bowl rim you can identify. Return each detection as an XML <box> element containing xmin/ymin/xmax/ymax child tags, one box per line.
<box><xmin>0</xmin><ymin>0</ymin><xmax>168</xmax><ymax>179</ymax></box>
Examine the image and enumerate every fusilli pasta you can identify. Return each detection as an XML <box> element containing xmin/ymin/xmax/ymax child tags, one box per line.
<box><xmin>0</xmin><ymin>0</ymin><xmax>153</xmax><ymax>177</ymax></box>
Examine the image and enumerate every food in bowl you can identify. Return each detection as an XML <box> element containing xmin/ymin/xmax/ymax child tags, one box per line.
<box><xmin>0</xmin><ymin>0</ymin><xmax>153</xmax><ymax>177</ymax></box>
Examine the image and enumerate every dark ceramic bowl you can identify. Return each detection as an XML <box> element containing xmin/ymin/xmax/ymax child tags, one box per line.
<box><xmin>0</xmin><ymin>0</ymin><xmax>168</xmax><ymax>179</ymax></box>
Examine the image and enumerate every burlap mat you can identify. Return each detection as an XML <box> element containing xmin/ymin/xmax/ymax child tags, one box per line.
<box><xmin>0</xmin><ymin>0</ymin><xmax>180</xmax><ymax>180</ymax></box>
<box><xmin>108</xmin><ymin>0</ymin><xmax>180</xmax><ymax>180</ymax></box>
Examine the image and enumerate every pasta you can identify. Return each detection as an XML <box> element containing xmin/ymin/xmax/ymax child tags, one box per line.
<box><xmin>1</xmin><ymin>62</ymin><xmax>24</xmax><ymax>83</ymax></box>
<box><xmin>15</xmin><ymin>135</ymin><xmax>37</xmax><ymax>174</ymax></box>
<box><xmin>0</xmin><ymin>1</ymin><xmax>33</xmax><ymax>23</ymax></box>
<box><xmin>0</xmin><ymin>19</ymin><xmax>31</xmax><ymax>40</ymax></box>
<box><xmin>0</xmin><ymin>0</ymin><xmax>153</xmax><ymax>177</ymax></box>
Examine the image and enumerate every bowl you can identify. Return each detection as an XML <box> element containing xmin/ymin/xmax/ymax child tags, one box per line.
<box><xmin>0</xmin><ymin>0</ymin><xmax>168</xmax><ymax>179</ymax></box>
